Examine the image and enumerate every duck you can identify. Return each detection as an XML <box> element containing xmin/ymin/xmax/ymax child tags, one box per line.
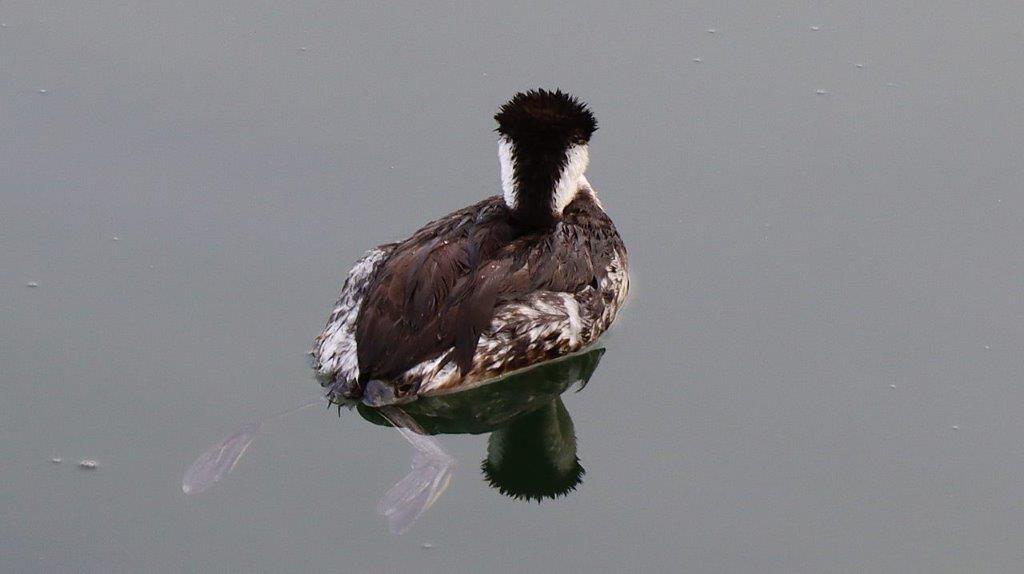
<box><xmin>312</xmin><ymin>89</ymin><xmax>628</xmax><ymax>405</ymax></box>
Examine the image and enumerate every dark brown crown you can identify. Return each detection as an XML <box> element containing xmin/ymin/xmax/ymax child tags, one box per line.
<box><xmin>494</xmin><ymin>89</ymin><xmax>597</xmax><ymax>146</ymax></box>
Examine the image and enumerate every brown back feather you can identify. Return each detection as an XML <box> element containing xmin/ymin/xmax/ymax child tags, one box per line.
<box><xmin>355</xmin><ymin>193</ymin><xmax>619</xmax><ymax>383</ymax></box>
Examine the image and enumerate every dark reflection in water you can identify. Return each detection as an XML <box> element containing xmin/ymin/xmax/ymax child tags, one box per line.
<box><xmin>183</xmin><ymin>348</ymin><xmax>605</xmax><ymax>534</ymax></box>
<box><xmin>365</xmin><ymin>348</ymin><xmax>602</xmax><ymax>491</ymax></box>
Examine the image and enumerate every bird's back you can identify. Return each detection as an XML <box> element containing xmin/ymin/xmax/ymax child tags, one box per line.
<box><xmin>354</xmin><ymin>191</ymin><xmax>625</xmax><ymax>389</ymax></box>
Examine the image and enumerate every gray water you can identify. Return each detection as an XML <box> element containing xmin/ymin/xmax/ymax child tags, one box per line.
<box><xmin>3</xmin><ymin>2</ymin><xmax>1023</xmax><ymax>572</ymax></box>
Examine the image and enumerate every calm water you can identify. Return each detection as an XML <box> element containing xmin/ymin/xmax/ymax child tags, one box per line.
<box><xmin>3</xmin><ymin>2</ymin><xmax>1024</xmax><ymax>572</ymax></box>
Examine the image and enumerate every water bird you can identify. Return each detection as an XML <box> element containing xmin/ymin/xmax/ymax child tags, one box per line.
<box><xmin>313</xmin><ymin>89</ymin><xmax>629</xmax><ymax>405</ymax></box>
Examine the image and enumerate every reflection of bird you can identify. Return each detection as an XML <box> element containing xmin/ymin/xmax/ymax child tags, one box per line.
<box><xmin>180</xmin><ymin>349</ymin><xmax>604</xmax><ymax>536</ymax></box>
<box><xmin>362</xmin><ymin>348</ymin><xmax>604</xmax><ymax>504</ymax></box>
<box><xmin>313</xmin><ymin>90</ymin><xmax>628</xmax><ymax>405</ymax></box>
<box><xmin>482</xmin><ymin>399</ymin><xmax>583</xmax><ymax>502</ymax></box>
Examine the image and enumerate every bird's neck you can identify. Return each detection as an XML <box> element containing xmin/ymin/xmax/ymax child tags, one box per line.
<box><xmin>499</xmin><ymin>139</ymin><xmax>590</xmax><ymax>229</ymax></box>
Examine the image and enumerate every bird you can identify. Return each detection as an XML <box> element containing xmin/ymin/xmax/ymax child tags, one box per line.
<box><xmin>312</xmin><ymin>89</ymin><xmax>629</xmax><ymax>406</ymax></box>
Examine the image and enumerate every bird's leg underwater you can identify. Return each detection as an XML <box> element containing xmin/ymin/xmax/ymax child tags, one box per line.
<box><xmin>361</xmin><ymin>377</ymin><xmax>425</xmax><ymax>407</ymax></box>
<box><xmin>324</xmin><ymin>375</ymin><xmax>363</xmax><ymax>404</ymax></box>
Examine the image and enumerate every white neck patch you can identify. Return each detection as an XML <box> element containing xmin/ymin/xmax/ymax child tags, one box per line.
<box><xmin>498</xmin><ymin>138</ymin><xmax>517</xmax><ymax>209</ymax></box>
<box><xmin>498</xmin><ymin>139</ymin><xmax>590</xmax><ymax>215</ymax></box>
<box><xmin>552</xmin><ymin>144</ymin><xmax>589</xmax><ymax>214</ymax></box>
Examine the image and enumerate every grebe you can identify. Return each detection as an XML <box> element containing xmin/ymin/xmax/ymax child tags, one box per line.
<box><xmin>313</xmin><ymin>89</ymin><xmax>628</xmax><ymax>405</ymax></box>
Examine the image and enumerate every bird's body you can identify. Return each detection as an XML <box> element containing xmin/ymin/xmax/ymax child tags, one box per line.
<box><xmin>313</xmin><ymin>90</ymin><xmax>628</xmax><ymax>404</ymax></box>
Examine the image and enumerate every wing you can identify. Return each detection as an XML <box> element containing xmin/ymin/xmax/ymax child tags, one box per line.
<box><xmin>355</xmin><ymin>197</ymin><xmax>513</xmax><ymax>380</ymax></box>
<box><xmin>356</xmin><ymin>193</ymin><xmax>618</xmax><ymax>384</ymax></box>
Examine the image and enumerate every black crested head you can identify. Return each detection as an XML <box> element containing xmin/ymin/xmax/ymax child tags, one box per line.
<box><xmin>495</xmin><ymin>90</ymin><xmax>597</xmax><ymax>229</ymax></box>
<box><xmin>494</xmin><ymin>89</ymin><xmax>597</xmax><ymax>146</ymax></box>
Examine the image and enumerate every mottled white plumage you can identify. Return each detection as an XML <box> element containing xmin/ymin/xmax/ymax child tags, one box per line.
<box><xmin>312</xmin><ymin>246</ymin><xmax>393</xmax><ymax>382</ymax></box>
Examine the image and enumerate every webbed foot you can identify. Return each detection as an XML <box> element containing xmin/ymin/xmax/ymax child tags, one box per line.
<box><xmin>362</xmin><ymin>379</ymin><xmax>417</xmax><ymax>407</ymax></box>
<box><xmin>325</xmin><ymin>377</ymin><xmax>363</xmax><ymax>403</ymax></box>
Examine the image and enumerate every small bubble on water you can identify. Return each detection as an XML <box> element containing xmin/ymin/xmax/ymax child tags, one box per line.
<box><xmin>78</xmin><ymin>459</ymin><xmax>99</xmax><ymax>469</ymax></box>
<box><xmin>26</xmin><ymin>281</ymin><xmax>39</xmax><ymax>288</ymax></box>
<box><xmin>815</xmin><ymin>89</ymin><xmax>828</xmax><ymax>95</ymax></box>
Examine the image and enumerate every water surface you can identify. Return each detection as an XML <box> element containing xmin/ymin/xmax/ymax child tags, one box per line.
<box><xmin>3</xmin><ymin>2</ymin><xmax>1024</xmax><ymax>572</ymax></box>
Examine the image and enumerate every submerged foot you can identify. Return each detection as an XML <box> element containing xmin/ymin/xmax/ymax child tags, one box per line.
<box><xmin>362</xmin><ymin>379</ymin><xmax>419</xmax><ymax>407</ymax></box>
<box><xmin>324</xmin><ymin>377</ymin><xmax>362</xmax><ymax>402</ymax></box>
